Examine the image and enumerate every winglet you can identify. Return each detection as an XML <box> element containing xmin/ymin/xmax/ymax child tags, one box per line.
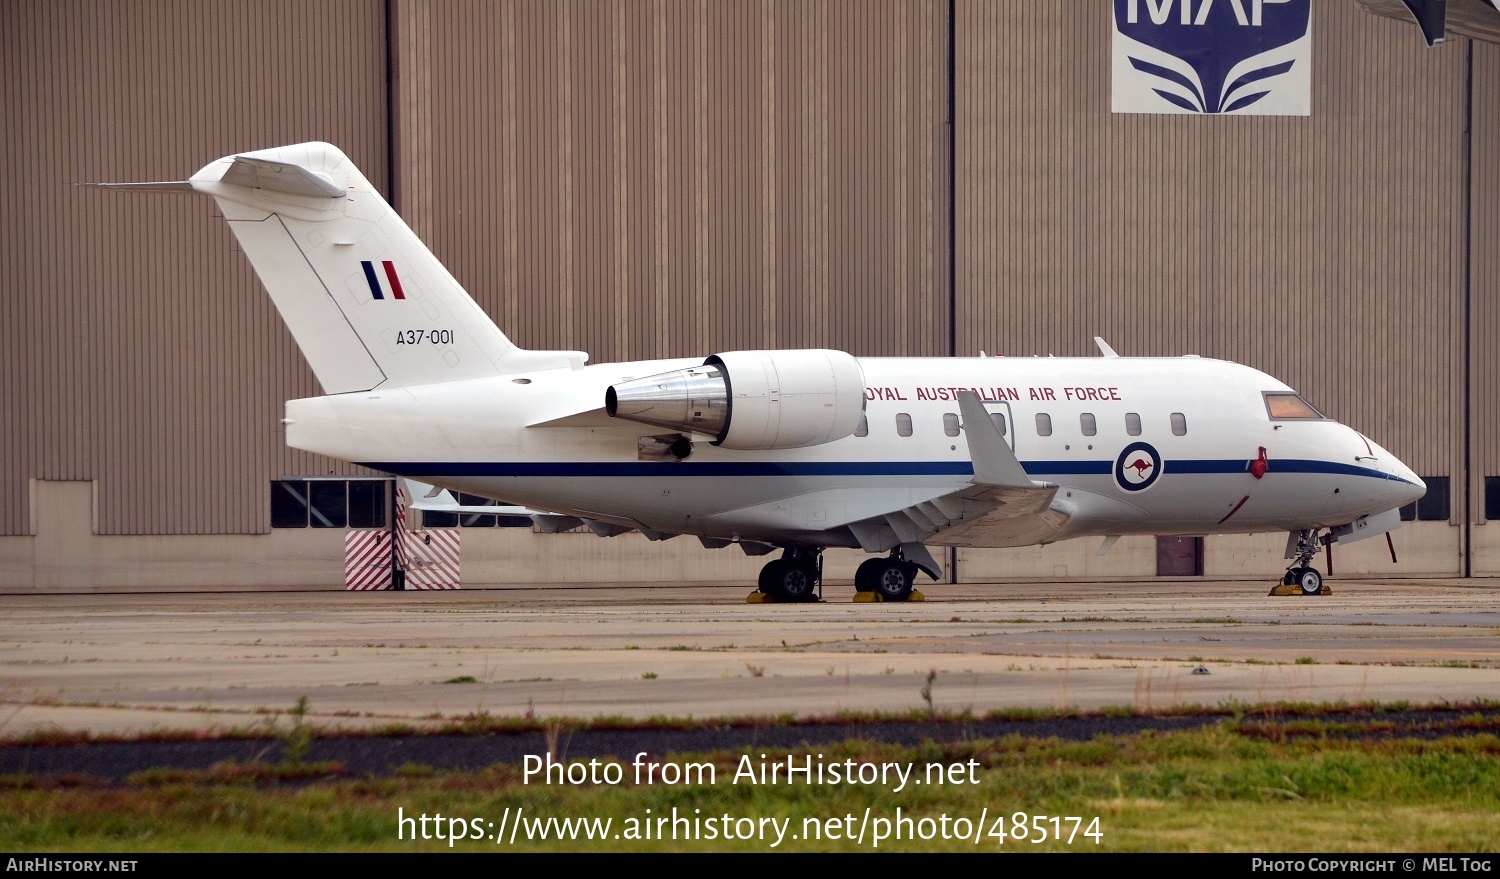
<box><xmin>1094</xmin><ymin>337</ymin><xmax>1119</xmax><ymax>357</ymax></box>
<box><xmin>956</xmin><ymin>391</ymin><xmax>1034</xmax><ymax>489</ymax></box>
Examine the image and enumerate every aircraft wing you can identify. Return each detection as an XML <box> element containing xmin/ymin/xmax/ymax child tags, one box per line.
<box><xmin>841</xmin><ymin>392</ymin><xmax>1068</xmax><ymax>557</ymax></box>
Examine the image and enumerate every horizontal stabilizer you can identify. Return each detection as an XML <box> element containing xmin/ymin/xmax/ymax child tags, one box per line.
<box><xmin>81</xmin><ymin>181</ymin><xmax>195</xmax><ymax>193</ymax></box>
<box><xmin>220</xmin><ymin>155</ymin><xmax>345</xmax><ymax>198</ymax></box>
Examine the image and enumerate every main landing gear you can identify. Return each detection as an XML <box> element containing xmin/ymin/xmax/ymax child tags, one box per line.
<box><xmin>756</xmin><ymin>548</ymin><xmax>822</xmax><ymax>602</ymax></box>
<box><xmin>753</xmin><ymin>547</ymin><xmax>928</xmax><ymax>603</ymax></box>
<box><xmin>1276</xmin><ymin>528</ymin><xmax>1328</xmax><ymax>596</ymax></box>
<box><xmin>853</xmin><ymin>552</ymin><xmax>919</xmax><ymax>602</ymax></box>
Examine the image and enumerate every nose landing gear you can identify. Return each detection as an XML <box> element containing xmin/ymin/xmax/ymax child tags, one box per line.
<box><xmin>1272</xmin><ymin>528</ymin><xmax>1331</xmax><ymax>596</ymax></box>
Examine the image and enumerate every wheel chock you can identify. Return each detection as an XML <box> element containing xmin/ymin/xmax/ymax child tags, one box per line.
<box><xmin>1267</xmin><ymin>583</ymin><xmax>1333</xmax><ymax>596</ymax></box>
<box><xmin>746</xmin><ymin>591</ymin><xmax>773</xmax><ymax>603</ymax></box>
<box><xmin>851</xmin><ymin>589</ymin><xmax>926</xmax><ymax>603</ymax></box>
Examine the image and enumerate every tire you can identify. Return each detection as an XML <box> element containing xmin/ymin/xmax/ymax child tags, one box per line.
<box><xmin>854</xmin><ymin>558</ymin><xmax>884</xmax><ymax>593</ymax></box>
<box><xmin>873</xmin><ymin>561</ymin><xmax>913</xmax><ymax>602</ymax></box>
<box><xmin>1297</xmin><ymin>567</ymin><xmax>1323</xmax><ymax>596</ymax></box>
<box><xmin>1282</xmin><ymin>569</ymin><xmax>1298</xmax><ymax>586</ymax></box>
<box><xmin>767</xmin><ymin>560</ymin><xmax>816</xmax><ymax>602</ymax></box>
<box><xmin>757</xmin><ymin>559</ymin><xmax>786</xmax><ymax>594</ymax></box>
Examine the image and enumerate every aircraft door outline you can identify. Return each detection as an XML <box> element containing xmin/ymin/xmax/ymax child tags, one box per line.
<box><xmin>982</xmin><ymin>401</ymin><xmax>1016</xmax><ymax>454</ymax></box>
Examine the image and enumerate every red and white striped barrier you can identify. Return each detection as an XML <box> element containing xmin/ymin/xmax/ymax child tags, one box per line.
<box><xmin>343</xmin><ymin>487</ymin><xmax>461</xmax><ymax>590</ymax></box>
<box><xmin>401</xmin><ymin>528</ymin><xmax>462</xmax><ymax>589</ymax></box>
<box><xmin>345</xmin><ymin>529</ymin><xmax>398</xmax><ymax>590</ymax></box>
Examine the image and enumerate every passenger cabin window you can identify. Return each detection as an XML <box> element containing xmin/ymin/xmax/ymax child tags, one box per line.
<box><xmin>1170</xmin><ymin>412</ymin><xmax>1187</xmax><ymax>436</ymax></box>
<box><xmin>1080</xmin><ymin>413</ymin><xmax>1097</xmax><ymax>436</ymax></box>
<box><xmin>943</xmin><ymin>413</ymin><xmax>960</xmax><ymax>437</ymax></box>
<box><xmin>854</xmin><ymin>415</ymin><xmax>868</xmax><ymax>437</ymax></box>
<box><xmin>896</xmin><ymin>413</ymin><xmax>913</xmax><ymax>437</ymax></box>
<box><xmin>990</xmin><ymin>414</ymin><xmax>1007</xmax><ymax>435</ymax></box>
<box><xmin>1035</xmin><ymin>413</ymin><xmax>1052</xmax><ymax>436</ymax></box>
<box><xmin>1264</xmin><ymin>392</ymin><xmax>1325</xmax><ymax>420</ymax></box>
<box><xmin>1125</xmin><ymin>412</ymin><xmax>1142</xmax><ymax>436</ymax></box>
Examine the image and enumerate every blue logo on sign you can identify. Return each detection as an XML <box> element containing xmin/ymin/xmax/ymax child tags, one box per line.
<box><xmin>1114</xmin><ymin>0</ymin><xmax>1311</xmax><ymax>113</ymax></box>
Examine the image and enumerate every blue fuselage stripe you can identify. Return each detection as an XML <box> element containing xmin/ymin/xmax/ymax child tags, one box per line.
<box><xmin>360</xmin><ymin>458</ymin><xmax>1416</xmax><ymax>485</ymax></box>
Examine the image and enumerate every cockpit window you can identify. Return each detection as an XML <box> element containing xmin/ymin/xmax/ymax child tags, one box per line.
<box><xmin>1264</xmin><ymin>392</ymin><xmax>1325</xmax><ymax>420</ymax></box>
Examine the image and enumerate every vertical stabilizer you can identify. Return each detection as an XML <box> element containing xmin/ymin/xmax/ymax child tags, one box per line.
<box><xmin>188</xmin><ymin>142</ymin><xmax>585</xmax><ymax>393</ymax></box>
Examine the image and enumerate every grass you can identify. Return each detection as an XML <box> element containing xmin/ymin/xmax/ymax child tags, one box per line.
<box><xmin>4</xmin><ymin>697</ymin><xmax>1500</xmax><ymax>852</ymax></box>
<box><xmin>2</xmin><ymin>724</ymin><xmax>1498</xmax><ymax>851</ymax></box>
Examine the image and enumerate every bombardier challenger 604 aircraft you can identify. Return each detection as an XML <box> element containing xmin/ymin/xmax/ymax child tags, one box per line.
<box><xmin>104</xmin><ymin>143</ymin><xmax>1425</xmax><ymax>601</ymax></box>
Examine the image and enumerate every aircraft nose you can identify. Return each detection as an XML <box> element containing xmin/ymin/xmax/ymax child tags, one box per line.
<box><xmin>1355</xmin><ymin>432</ymin><xmax>1425</xmax><ymax>509</ymax></box>
<box><xmin>1392</xmin><ymin>464</ymin><xmax>1426</xmax><ymax>508</ymax></box>
<box><xmin>1377</xmin><ymin>447</ymin><xmax>1425</xmax><ymax>508</ymax></box>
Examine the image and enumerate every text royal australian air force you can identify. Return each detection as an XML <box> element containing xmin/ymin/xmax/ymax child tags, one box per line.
<box><xmin>865</xmin><ymin>384</ymin><xmax>1122</xmax><ymax>403</ymax></box>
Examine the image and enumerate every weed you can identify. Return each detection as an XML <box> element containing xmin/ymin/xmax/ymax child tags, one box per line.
<box><xmin>919</xmin><ymin>669</ymin><xmax>937</xmax><ymax>722</ymax></box>
<box><xmin>443</xmin><ymin>675</ymin><xmax>478</xmax><ymax>684</ymax></box>
<box><xmin>745</xmin><ymin>664</ymin><xmax>765</xmax><ymax>678</ymax></box>
<box><xmin>281</xmin><ymin>695</ymin><xmax>312</xmax><ymax>768</ymax></box>
<box><xmin>642</xmin><ymin>672</ymin><xmax>658</xmax><ymax>680</ymax></box>
<box><xmin>543</xmin><ymin>719</ymin><xmax>572</xmax><ymax>761</ymax></box>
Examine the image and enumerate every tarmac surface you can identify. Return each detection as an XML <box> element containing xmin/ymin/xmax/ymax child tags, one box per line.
<box><xmin>2</xmin><ymin>578</ymin><xmax>1498</xmax><ymax>741</ymax></box>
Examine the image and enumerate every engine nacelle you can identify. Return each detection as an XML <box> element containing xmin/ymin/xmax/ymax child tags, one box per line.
<box><xmin>605</xmin><ymin>349</ymin><xmax>866</xmax><ymax>450</ymax></box>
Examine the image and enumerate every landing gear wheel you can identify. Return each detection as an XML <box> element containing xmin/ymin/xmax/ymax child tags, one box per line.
<box><xmin>1296</xmin><ymin>567</ymin><xmax>1323</xmax><ymax>596</ymax></box>
<box><xmin>873</xmin><ymin>561</ymin><xmax>915</xmax><ymax>602</ymax></box>
<box><xmin>777</xmin><ymin>562</ymin><xmax>818</xmax><ymax>602</ymax></box>
<box><xmin>759</xmin><ymin>558</ymin><xmax>817</xmax><ymax>602</ymax></box>
<box><xmin>1282</xmin><ymin>569</ymin><xmax>1298</xmax><ymax>586</ymax></box>
<box><xmin>854</xmin><ymin>558</ymin><xmax>884</xmax><ymax>593</ymax></box>
<box><xmin>757</xmin><ymin>560</ymin><xmax>785</xmax><ymax>594</ymax></box>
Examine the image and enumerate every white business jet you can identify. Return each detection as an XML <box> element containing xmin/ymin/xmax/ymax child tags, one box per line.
<box><xmin>102</xmin><ymin>143</ymin><xmax>1425</xmax><ymax>601</ymax></box>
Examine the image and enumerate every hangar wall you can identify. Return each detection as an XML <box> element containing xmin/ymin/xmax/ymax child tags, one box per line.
<box><xmin>954</xmin><ymin>1</ymin><xmax>1481</xmax><ymax>578</ymax></box>
<box><xmin>1470</xmin><ymin>40</ymin><xmax>1500</xmax><ymax>571</ymax></box>
<box><xmin>1</xmin><ymin>0</ymin><xmax>1493</xmax><ymax>589</ymax></box>
<box><xmin>392</xmin><ymin>0</ymin><xmax>950</xmax><ymax>364</ymax></box>
<box><xmin>1</xmin><ymin>0</ymin><xmax>387</xmax><ymax>538</ymax></box>
<box><xmin>958</xmin><ymin>1</ymin><xmax>1466</xmax><ymax>487</ymax></box>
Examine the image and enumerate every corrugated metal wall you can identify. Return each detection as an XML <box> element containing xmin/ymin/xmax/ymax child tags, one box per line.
<box><xmin>957</xmin><ymin>2</ymin><xmax>1468</xmax><ymax>487</ymax></box>
<box><xmin>3</xmin><ymin>0</ymin><xmax>1493</xmax><ymax>558</ymax></box>
<box><xmin>1472</xmin><ymin>40</ymin><xmax>1500</xmax><ymax>528</ymax></box>
<box><xmin>1</xmin><ymin>0</ymin><xmax>387</xmax><ymax>535</ymax></box>
<box><xmin>403</xmin><ymin>0</ymin><xmax>950</xmax><ymax>365</ymax></box>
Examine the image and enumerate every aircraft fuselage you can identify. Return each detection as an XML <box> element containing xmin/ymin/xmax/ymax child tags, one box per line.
<box><xmin>286</xmin><ymin>354</ymin><xmax>1421</xmax><ymax>549</ymax></box>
